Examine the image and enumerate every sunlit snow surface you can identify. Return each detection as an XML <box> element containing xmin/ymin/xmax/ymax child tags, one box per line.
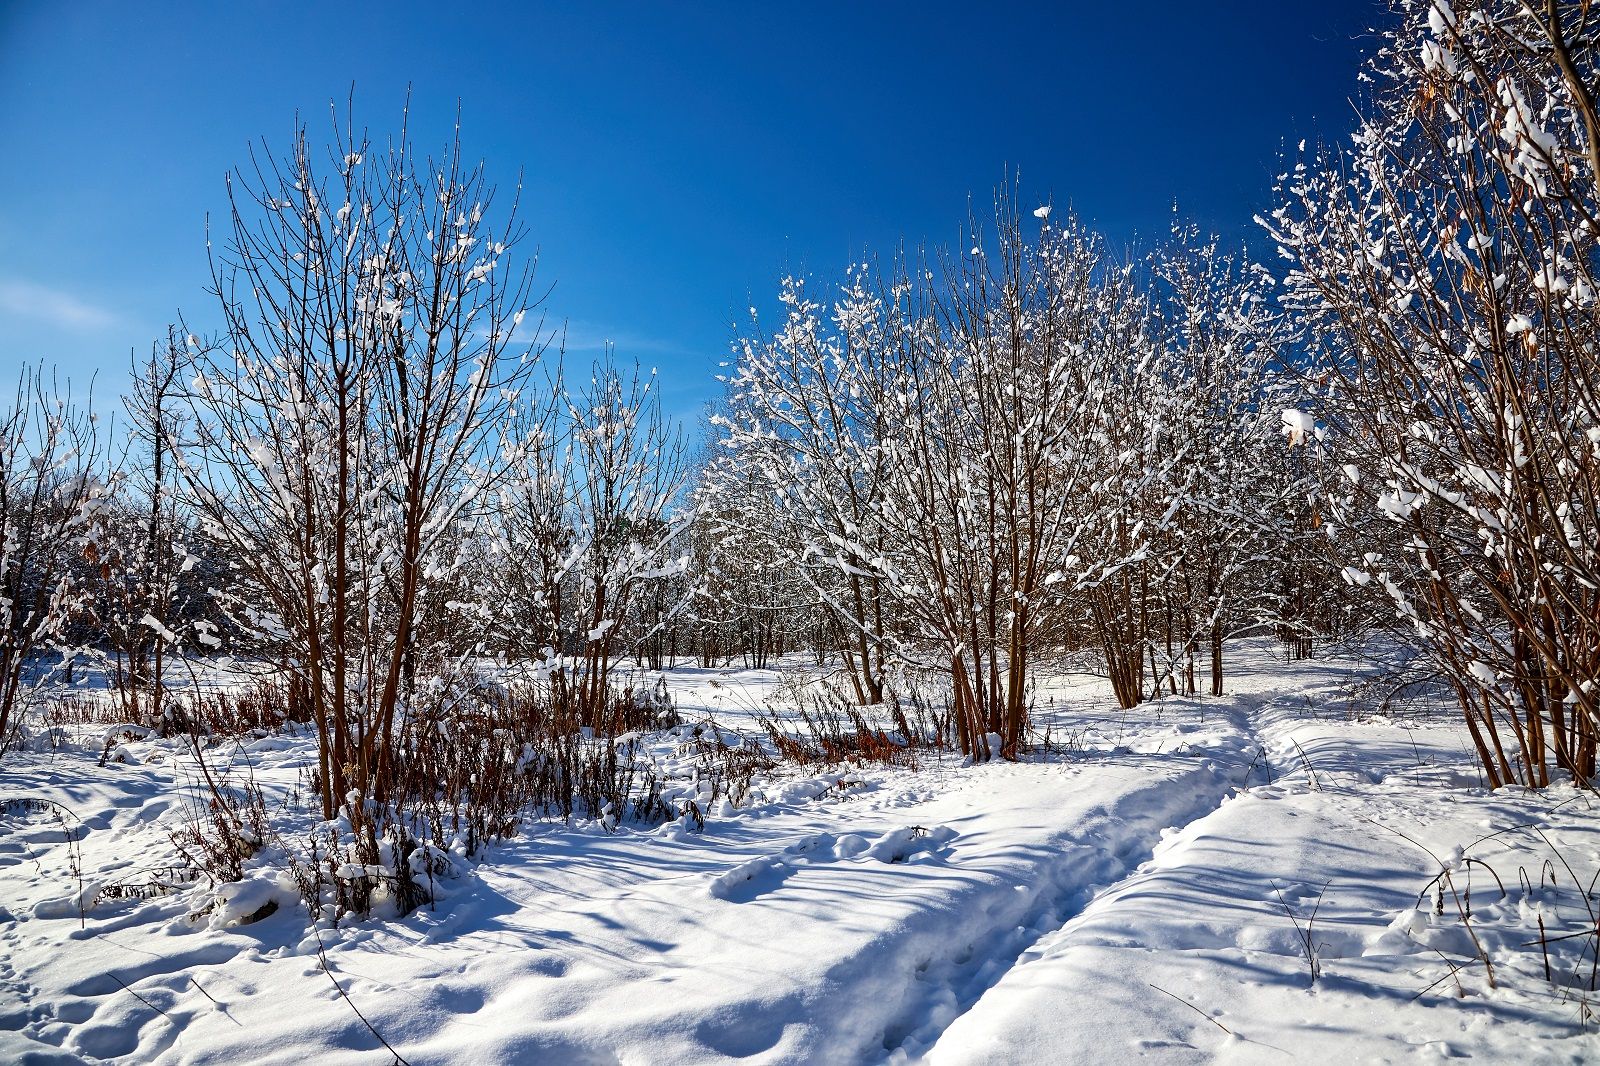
<box><xmin>2</xmin><ymin>640</ymin><xmax>1596</xmax><ymax>1064</ymax></box>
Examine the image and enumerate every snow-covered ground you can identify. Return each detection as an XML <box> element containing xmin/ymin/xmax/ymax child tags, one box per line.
<box><xmin>2</xmin><ymin>642</ymin><xmax>1596</xmax><ymax>1064</ymax></box>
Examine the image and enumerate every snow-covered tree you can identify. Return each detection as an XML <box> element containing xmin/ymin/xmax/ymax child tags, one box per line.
<box><xmin>492</xmin><ymin>358</ymin><xmax>692</xmax><ymax>724</ymax></box>
<box><xmin>709</xmin><ymin>198</ymin><xmax>1307</xmax><ymax>754</ymax></box>
<box><xmin>709</xmin><ymin>269</ymin><xmax>899</xmax><ymax>706</ymax></box>
<box><xmin>1265</xmin><ymin>0</ymin><xmax>1600</xmax><ymax>785</ymax></box>
<box><xmin>687</xmin><ymin>443</ymin><xmax>818</xmax><ymax>669</ymax></box>
<box><xmin>1143</xmin><ymin>226</ymin><xmax>1308</xmax><ymax>694</ymax></box>
<box><xmin>0</xmin><ymin>367</ymin><xmax>107</xmax><ymax>751</ymax></box>
<box><xmin>874</xmin><ymin>203</ymin><xmax>1138</xmax><ymax>745</ymax></box>
<box><xmin>171</xmin><ymin>107</ymin><xmax>545</xmax><ymax>817</ymax></box>
<box><xmin>81</xmin><ymin>327</ymin><xmax>221</xmax><ymax>730</ymax></box>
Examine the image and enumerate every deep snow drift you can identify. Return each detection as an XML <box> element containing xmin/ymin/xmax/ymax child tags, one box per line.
<box><xmin>2</xmin><ymin>642</ymin><xmax>1596</xmax><ymax>1064</ymax></box>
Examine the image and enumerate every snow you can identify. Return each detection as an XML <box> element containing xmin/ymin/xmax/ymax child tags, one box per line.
<box><xmin>1280</xmin><ymin>407</ymin><xmax>1314</xmax><ymax>445</ymax></box>
<box><xmin>139</xmin><ymin>613</ymin><xmax>179</xmax><ymax>644</ymax></box>
<box><xmin>1</xmin><ymin>641</ymin><xmax>1595</xmax><ymax>1063</ymax></box>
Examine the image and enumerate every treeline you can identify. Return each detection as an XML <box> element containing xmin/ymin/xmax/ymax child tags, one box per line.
<box><xmin>3</xmin><ymin>0</ymin><xmax>1597</xmax><ymax>821</ymax></box>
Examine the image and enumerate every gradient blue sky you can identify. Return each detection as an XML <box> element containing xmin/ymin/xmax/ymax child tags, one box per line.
<box><xmin>0</xmin><ymin>1</ymin><xmax>1386</xmax><ymax>419</ymax></box>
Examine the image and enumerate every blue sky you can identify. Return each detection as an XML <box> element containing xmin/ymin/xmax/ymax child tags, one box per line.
<box><xmin>0</xmin><ymin>1</ymin><xmax>1385</xmax><ymax>420</ymax></box>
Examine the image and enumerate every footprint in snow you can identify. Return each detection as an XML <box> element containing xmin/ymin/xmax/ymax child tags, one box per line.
<box><xmin>706</xmin><ymin>826</ymin><xmax>958</xmax><ymax>901</ymax></box>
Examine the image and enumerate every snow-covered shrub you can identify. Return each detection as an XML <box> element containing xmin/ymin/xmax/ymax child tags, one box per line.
<box><xmin>679</xmin><ymin>724</ymin><xmax>775</xmax><ymax>811</ymax></box>
<box><xmin>177</xmin><ymin>673</ymin><xmax>692</xmax><ymax>925</ymax></box>
<box><xmin>178</xmin><ymin>680</ymin><xmax>297</xmax><ymax>739</ymax></box>
<box><xmin>169</xmin><ymin>770</ymin><xmax>271</xmax><ymax>889</ymax></box>
<box><xmin>466</xmin><ymin>678</ymin><xmax>674</xmax><ymax>828</ymax></box>
<box><xmin>1376</xmin><ymin>818</ymin><xmax>1600</xmax><ymax>1005</ymax></box>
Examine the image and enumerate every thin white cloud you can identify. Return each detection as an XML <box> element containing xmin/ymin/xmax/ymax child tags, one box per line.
<box><xmin>557</xmin><ymin>319</ymin><xmax>698</xmax><ymax>360</ymax></box>
<box><xmin>0</xmin><ymin>279</ymin><xmax>119</xmax><ymax>331</ymax></box>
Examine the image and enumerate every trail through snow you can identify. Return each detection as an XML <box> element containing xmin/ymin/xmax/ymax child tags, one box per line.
<box><xmin>2</xmin><ymin>642</ymin><xmax>1596</xmax><ymax>1064</ymax></box>
<box><xmin>873</xmin><ymin>696</ymin><xmax>1273</xmax><ymax>1061</ymax></box>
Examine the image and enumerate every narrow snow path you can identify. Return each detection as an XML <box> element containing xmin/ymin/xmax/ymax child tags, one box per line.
<box><xmin>384</xmin><ymin>729</ymin><xmax>1263</xmax><ymax>1065</ymax></box>
<box><xmin>874</xmin><ymin>694</ymin><xmax>1277</xmax><ymax>1062</ymax></box>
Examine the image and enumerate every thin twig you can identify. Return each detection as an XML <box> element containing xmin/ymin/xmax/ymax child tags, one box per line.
<box><xmin>311</xmin><ymin>925</ymin><xmax>413</xmax><ymax>1066</ymax></box>
<box><xmin>110</xmin><ymin>973</ymin><xmax>177</xmax><ymax>1029</ymax></box>
<box><xmin>1148</xmin><ymin>982</ymin><xmax>1231</xmax><ymax>1034</ymax></box>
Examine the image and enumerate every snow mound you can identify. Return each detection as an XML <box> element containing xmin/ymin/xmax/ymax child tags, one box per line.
<box><xmin>206</xmin><ymin>871</ymin><xmax>298</xmax><ymax>929</ymax></box>
<box><xmin>707</xmin><ymin>855</ymin><xmax>788</xmax><ymax>901</ymax></box>
<box><xmin>866</xmin><ymin>824</ymin><xmax>957</xmax><ymax>863</ymax></box>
